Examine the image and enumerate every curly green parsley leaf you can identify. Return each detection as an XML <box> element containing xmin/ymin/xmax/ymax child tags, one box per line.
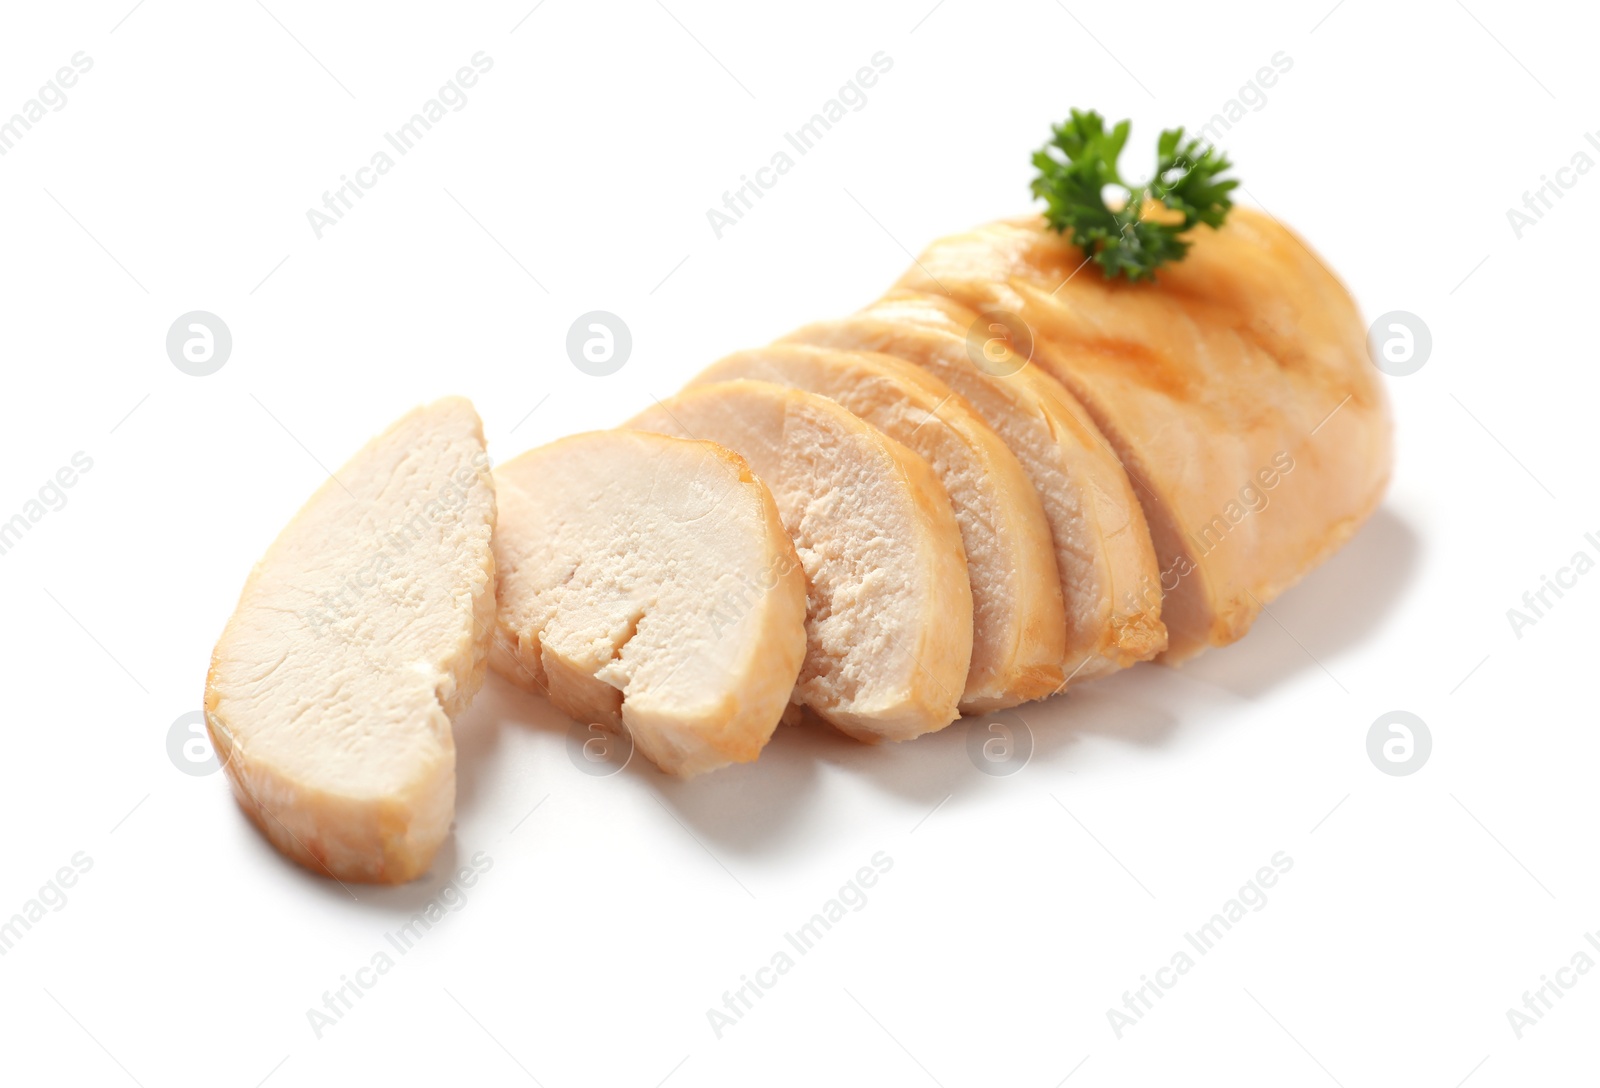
<box><xmin>1031</xmin><ymin>109</ymin><xmax>1238</xmax><ymax>282</ymax></box>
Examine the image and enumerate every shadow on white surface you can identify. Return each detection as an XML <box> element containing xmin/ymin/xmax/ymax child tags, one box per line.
<box><xmin>1174</xmin><ymin>503</ymin><xmax>1421</xmax><ymax>699</ymax></box>
<box><xmin>224</xmin><ymin>801</ymin><xmax>466</xmax><ymax>914</ymax></box>
<box><xmin>448</xmin><ymin>504</ymin><xmax>1421</xmax><ymax>860</ymax></box>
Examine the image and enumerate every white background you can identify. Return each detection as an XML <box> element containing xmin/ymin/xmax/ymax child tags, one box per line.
<box><xmin>0</xmin><ymin>0</ymin><xmax>1593</xmax><ymax>1084</ymax></box>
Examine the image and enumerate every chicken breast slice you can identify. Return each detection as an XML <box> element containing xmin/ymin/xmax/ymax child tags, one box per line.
<box><xmin>892</xmin><ymin>210</ymin><xmax>1392</xmax><ymax>660</ymax></box>
<box><xmin>686</xmin><ymin>344</ymin><xmax>1065</xmax><ymax>712</ymax></box>
<box><xmin>204</xmin><ymin>397</ymin><xmax>496</xmax><ymax>885</ymax></box>
<box><xmin>628</xmin><ymin>381</ymin><xmax>972</xmax><ymax>742</ymax></box>
<box><xmin>490</xmin><ymin>430</ymin><xmax>808</xmax><ymax>776</ymax></box>
<box><xmin>783</xmin><ymin>292</ymin><xmax>1165</xmax><ymax>682</ymax></box>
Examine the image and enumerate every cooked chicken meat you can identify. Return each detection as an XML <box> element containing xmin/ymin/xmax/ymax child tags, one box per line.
<box><xmin>205</xmin><ymin>398</ymin><xmax>496</xmax><ymax>884</ymax></box>
<box><xmin>628</xmin><ymin>380</ymin><xmax>972</xmax><ymax>741</ymax></box>
<box><xmin>892</xmin><ymin>210</ymin><xmax>1391</xmax><ymax>659</ymax></box>
<box><xmin>490</xmin><ymin>429</ymin><xmax>807</xmax><ymax>776</ymax></box>
<box><xmin>687</xmin><ymin>343</ymin><xmax>1066</xmax><ymax>711</ymax></box>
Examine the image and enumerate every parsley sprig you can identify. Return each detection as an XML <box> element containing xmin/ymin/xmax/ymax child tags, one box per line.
<box><xmin>1030</xmin><ymin>109</ymin><xmax>1238</xmax><ymax>282</ymax></box>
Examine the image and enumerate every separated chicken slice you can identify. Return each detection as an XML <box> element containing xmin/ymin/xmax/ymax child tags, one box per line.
<box><xmin>686</xmin><ymin>344</ymin><xmax>1064</xmax><ymax>712</ymax></box>
<box><xmin>784</xmin><ymin>292</ymin><xmax>1165</xmax><ymax>682</ymax></box>
<box><xmin>490</xmin><ymin>430</ymin><xmax>807</xmax><ymax>776</ymax></box>
<box><xmin>628</xmin><ymin>381</ymin><xmax>971</xmax><ymax>742</ymax></box>
<box><xmin>205</xmin><ymin>397</ymin><xmax>496</xmax><ymax>885</ymax></box>
<box><xmin>893</xmin><ymin>210</ymin><xmax>1392</xmax><ymax>660</ymax></box>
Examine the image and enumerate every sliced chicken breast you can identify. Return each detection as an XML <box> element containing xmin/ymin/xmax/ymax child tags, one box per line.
<box><xmin>784</xmin><ymin>292</ymin><xmax>1165</xmax><ymax>682</ymax></box>
<box><xmin>686</xmin><ymin>344</ymin><xmax>1065</xmax><ymax>712</ymax></box>
<box><xmin>490</xmin><ymin>430</ymin><xmax>808</xmax><ymax>776</ymax></box>
<box><xmin>627</xmin><ymin>381</ymin><xmax>972</xmax><ymax>741</ymax></box>
<box><xmin>893</xmin><ymin>210</ymin><xmax>1392</xmax><ymax>660</ymax></box>
<box><xmin>205</xmin><ymin>397</ymin><xmax>496</xmax><ymax>885</ymax></box>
